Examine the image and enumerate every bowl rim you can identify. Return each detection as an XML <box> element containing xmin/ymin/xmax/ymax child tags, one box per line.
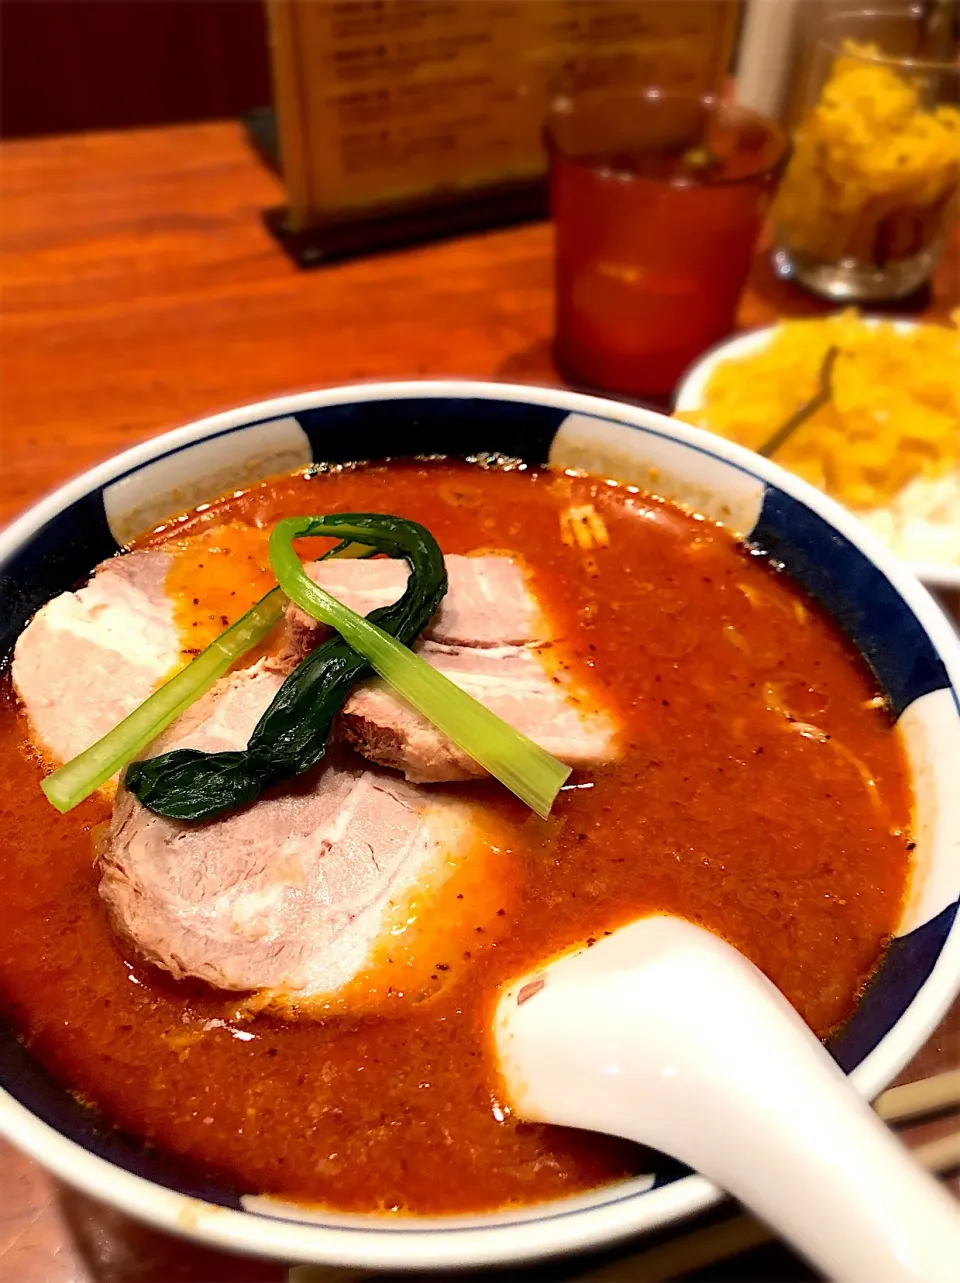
<box><xmin>2</xmin><ymin>378</ymin><xmax>959</xmax><ymax>1270</ymax></box>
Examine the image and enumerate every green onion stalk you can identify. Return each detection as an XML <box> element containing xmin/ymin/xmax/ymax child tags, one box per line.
<box><xmin>44</xmin><ymin>515</ymin><xmax>570</xmax><ymax>821</ymax></box>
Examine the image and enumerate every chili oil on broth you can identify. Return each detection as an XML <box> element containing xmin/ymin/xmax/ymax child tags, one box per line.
<box><xmin>0</xmin><ymin>458</ymin><xmax>913</xmax><ymax>1214</ymax></box>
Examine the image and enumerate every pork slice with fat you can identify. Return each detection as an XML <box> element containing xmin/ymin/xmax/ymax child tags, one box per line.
<box><xmin>282</xmin><ymin>553</ymin><xmax>539</xmax><ymax>659</ymax></box>
<box><xmin>99</xmin><ymin>662</ymin><xmax>477</xmax><ymax>1000</ymax></box>
<box><xmin>284</xmin><ymin>553</ymin><xmax>620</xmax><ymax>782</ymax></box>
<box><xmin>340</xmin><ymin>641</ymin><xmax>617</xmax><ymax>782</ymax></box>
<box><xmin>11</xmin><ymin>550</ymin><xmax>180</xmax><ymax>765</ymax></box>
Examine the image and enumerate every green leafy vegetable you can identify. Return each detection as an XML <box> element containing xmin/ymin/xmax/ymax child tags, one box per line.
<box><xmin>124</xmin><ymin>514</ymin><xmax>449</xmax><ymax>820</ymax></box>
<box><xmin>268</xmin><ymin>516</ymin><xmax>571</xmax><ymax>818</ymax></box>
<box><xmin>41</xmin><ymin>589</ymin><xmax>286</xmax><ymax>814</ymax></box>
<box><xmin>125</xmin><ymin>512</ymin><xmax>570</xmax><ymax>822</ymax></box>
<box><xmin>41</xmin><ymin>540</ymin><xmax>372</xmax><ymax>815</ymax></box>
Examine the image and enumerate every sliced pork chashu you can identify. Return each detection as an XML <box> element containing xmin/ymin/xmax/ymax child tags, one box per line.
<box><xmin>18</xmin><ymin>543</ymin><xmax>615</xmax><ymax>1000</ymax></box>
<box><xmin>287</xmin><ymin>554</ymin><xmax>620</xmax><ymax>782</ymax></box>
<box><xmin>99</xmin><ymin>662</ymin><xmax>479</xmax><ymax>1000</ymax></box>
<box><xmin>13</xmin><ymin>546</ymin><xmax>619</xmax><ymax>784</ymax></box>
<box><xmin>11</xmin><ymin>550</ymin><xmax>180</xmax><ymax>765</ymax></box>
<box><xmin>283</xmin><ymin>554</ymin><xmax>537</xmax><ymax>654</ymax></box>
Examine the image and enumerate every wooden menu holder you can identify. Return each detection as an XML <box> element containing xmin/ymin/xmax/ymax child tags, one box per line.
<box><xmin>264</xmin><ymin>0</ymin><xmax>742</xmax><ymax>265</ymax></box>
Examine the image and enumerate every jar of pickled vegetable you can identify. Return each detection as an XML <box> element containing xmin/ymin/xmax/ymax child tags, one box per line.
<box><xmin>772</xmin><ymin>7</ymin><xmax>960</xmax><ymax>301</ymax></box>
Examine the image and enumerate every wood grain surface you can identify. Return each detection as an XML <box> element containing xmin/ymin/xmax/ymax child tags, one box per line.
<box><xmin>0</xmin><ymin>121</ymin><xmax>957</xmax><ymax>1283</ymax></box>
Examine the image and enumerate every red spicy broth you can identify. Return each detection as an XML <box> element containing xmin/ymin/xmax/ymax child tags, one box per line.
<box><xmin>0</xmin><ymin>459</ymin><xmax>912</xmax><ymax>1213</ymax></box>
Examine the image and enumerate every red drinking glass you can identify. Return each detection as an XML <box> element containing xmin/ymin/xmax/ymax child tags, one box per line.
<box><xmin>546</xmin><ymin>89</ymin><xmax>789</xmax><ymax>400</ymax></box>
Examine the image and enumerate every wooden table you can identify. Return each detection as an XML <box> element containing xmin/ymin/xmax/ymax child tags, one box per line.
<box><xmin>0</xmin><ymin>121</ymin><xmax>958</xmax><ymax>1283</ymax></box>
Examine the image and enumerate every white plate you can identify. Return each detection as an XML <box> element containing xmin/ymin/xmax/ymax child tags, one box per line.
<box><xmin>674</xmin><ymin>322</ymin><xmax>960</xmax><ymax>592</ymax></box>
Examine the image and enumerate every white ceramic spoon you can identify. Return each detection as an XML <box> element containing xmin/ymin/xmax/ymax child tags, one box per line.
<box><xmin>495</xmin><ymin>915</ymin><xmax>960</xmax><ymax>1283</ymax></box>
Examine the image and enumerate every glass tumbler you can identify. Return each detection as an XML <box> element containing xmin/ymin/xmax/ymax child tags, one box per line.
<box><xmin>545</xmin><ymin>88</ymin><xmax>788</xmax><ymax>400</ymax></box>
<box><xmin>773</xmin><ymin>6</ymin><xmax>960</xmax><ymax>301</ymax></box>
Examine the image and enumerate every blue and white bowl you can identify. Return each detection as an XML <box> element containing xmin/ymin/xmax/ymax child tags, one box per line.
<box><xmin>1</xmin><ymin>381</ymin><xmax>958</xmax><ymax>1271</ymax></box>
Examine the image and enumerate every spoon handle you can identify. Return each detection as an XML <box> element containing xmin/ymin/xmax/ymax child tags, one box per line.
<box><xmin>498</xmin><ymin>920</ymin><xmax>960</xmax><ymax>1283</ymax></box>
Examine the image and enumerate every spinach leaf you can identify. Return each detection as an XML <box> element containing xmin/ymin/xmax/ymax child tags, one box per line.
<box><xmin>124</xmin><ymin>514</ymin><xmax>446</xmax><ymax>821</ymax></box>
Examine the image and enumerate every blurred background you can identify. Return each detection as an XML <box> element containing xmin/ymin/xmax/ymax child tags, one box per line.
<box><xmin>0</xmin><ymin>1</ymin><xmax>272</xmax><ymax>140</ymax></box>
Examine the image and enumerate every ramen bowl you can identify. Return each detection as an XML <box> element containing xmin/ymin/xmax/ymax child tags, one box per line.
<box><xmin>1</xmin><ymin>381</ymin><xmax>958</xmax><ymax>1271</ymax></box>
